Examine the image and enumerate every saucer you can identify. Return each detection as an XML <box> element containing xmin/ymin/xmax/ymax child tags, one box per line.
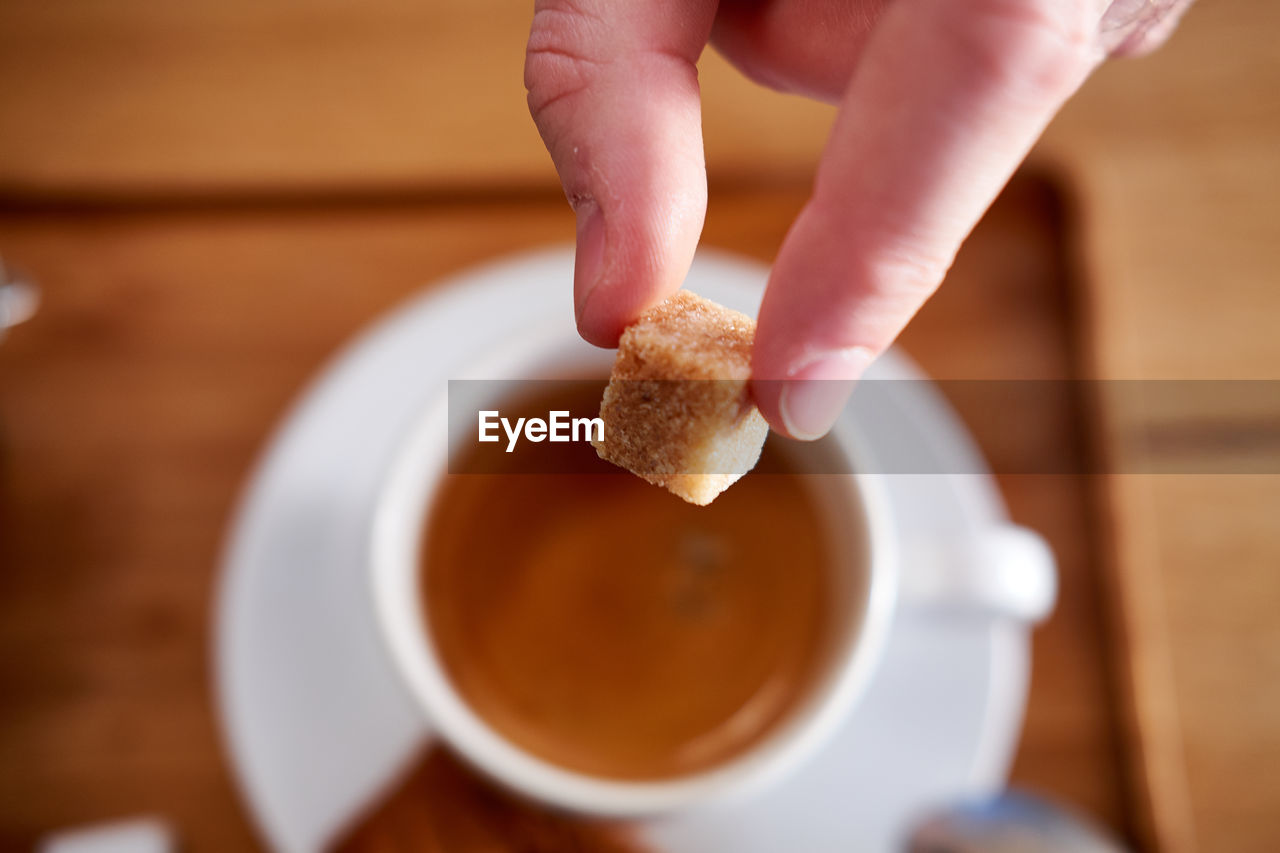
<box><xmin>215</xmin><ymin>249</ymin><xmax>1037</xmax><ymax>852</ymax></box>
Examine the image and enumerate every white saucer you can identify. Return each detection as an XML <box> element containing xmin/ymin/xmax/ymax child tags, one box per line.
<box><xmin>215</xmin><ymin>249</ymin><xmax>1034</xmax><ymax>853</ymax></box>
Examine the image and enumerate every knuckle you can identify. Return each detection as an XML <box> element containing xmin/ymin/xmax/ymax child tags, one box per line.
<box><xmin>807</xmin><ymin>201</ymin><xmax>954</xmax><ymax>297</ymax></box>
<box><xmin>797</xmin><ymin>217</ymin><xmax>952</xmax><ymax>333</ymax></box>
<box><xmin>866</xmin><ymin>242</ymin><xmax>953</xmax><ymax>301</ymax></box>
<box><xmin>956</xmin><ymin>0</ymin><xmax>1096</xmax><ymax>102</ymax></box>
<box><xmin>524</xmin><ymin>1</ymin><xmax>605</xmax><ymax>125</ymax></box>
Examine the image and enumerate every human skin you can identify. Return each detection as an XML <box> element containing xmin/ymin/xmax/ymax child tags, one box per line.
<box><xmin>524</xmin><ymin>0</ymin><xmax>1193</xmax><ymax>438</ymax></box>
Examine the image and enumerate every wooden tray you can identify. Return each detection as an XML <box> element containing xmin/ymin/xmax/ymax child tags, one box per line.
<box><xmin>0</xmin><ymin>175</ymin><xmax>1133</xmax><ymax>851</ymax></box>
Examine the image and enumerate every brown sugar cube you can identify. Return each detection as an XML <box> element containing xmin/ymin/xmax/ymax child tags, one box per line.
<box><xmin>591</xmin><ymin>290</ymin><xmax>769</xmax><ymax>505</ymax></box>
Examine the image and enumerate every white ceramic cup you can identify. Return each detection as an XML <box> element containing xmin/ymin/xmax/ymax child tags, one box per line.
<box><xmin>370</xmin><ymin>322</ymin><xmax>1056</xmax><ymax>819</ymax></box>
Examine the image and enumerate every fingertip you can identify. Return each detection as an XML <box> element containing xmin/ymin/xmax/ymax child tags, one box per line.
<box><xmin>572</xmin><ymin>198</ymin><xmax>615</xmax><ymax>346</ymax></box>
<box><xmin>753</xmin><ymin>348</ymin><xmax>873</xmax><ymax>440</ymax></box>
<box><xmin>574</xmin><ymin>264</ymin><xmax>678</xmax><ymax>349</ymax></box>
<box><xmin>569</xmin><ymin>196</ymin><xmax>670</xmax><ymax>348</ymax></box>
<box><xmin>752</xmin><ymin>379</ymin><xmax>790</xmax><ymax>439</ymax></box>
<box><xmin>572</xmin><ymin>182</ymin><xmax>706</xmax><ymax>349</ymax></box>
<box><xmin>574</xmin><ymin>287</ymin><xmax>623</xmax><ymax>348</ymax></box>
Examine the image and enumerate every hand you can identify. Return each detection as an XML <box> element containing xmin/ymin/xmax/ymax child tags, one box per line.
<box><xmin>524</xmin><ymin>0</ymin><xmax>1191</xmax><ymax>438</ymax></box>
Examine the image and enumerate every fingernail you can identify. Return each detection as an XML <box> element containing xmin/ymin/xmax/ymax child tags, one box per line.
<box><xmin>572</xmin><ymin>199</ymin><xmax>605</xmax><ymax>326</ymax></box>
<box><xmin>779</xmin><ymin>348</ymin><xmax>875</xmax><ymax>440</ymax></box>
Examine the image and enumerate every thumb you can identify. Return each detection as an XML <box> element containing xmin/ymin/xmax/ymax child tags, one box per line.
<box><xmin>525</xmin><ymin>0</ymin><xmax>718</xmax><ymax>346</ymax></box>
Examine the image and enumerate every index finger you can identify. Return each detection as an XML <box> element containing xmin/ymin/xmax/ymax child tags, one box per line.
<box><xmin>751</xmin><ymin>0</ymin><xmax>1101</xmax><ymax>438</ymax></box>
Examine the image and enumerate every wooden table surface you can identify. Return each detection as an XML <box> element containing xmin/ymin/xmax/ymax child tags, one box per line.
<box><xmin>1</xmin><ymin>0</ymin><xmax>1278</xmax><ymax>850</ymax></box>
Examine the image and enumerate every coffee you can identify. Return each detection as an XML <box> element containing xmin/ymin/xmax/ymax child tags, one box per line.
<box><xmin>423</xmin><ymin>382</ymin><xmax>837</xmax><ymax>781</ymax></box>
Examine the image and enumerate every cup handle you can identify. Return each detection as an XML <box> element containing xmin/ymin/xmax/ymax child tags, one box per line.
<box><xmin>897</xmin><ymin>524</ymin><xmax>1058</xmax><ymax>623</ymax></box>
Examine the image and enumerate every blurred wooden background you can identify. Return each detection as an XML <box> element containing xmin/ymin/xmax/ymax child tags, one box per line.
<box><xmin>1</xmin><ymin>0</ymin><xmax>1278</xmax><ymax>850</ymax></box>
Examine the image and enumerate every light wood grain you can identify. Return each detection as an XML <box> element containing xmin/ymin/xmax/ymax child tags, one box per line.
<box><xmin>1039</xmin><ymin>3</ymin><xmax>1280</xmax><ymax>850</ymax></box>
<box><xmin>0</xmin><ymin>0</ymin><xmax>833</xmax><ymax>197</ymax></box>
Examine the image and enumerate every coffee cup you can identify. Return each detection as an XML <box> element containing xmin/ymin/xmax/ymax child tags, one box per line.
<box><xmin>370</xmin><ymin>320</ymin><xmax>1055</xmax><ymax>819</ymax></box>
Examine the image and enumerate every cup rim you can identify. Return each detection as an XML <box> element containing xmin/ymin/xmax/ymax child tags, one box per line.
<box><xmin>368</xmin><ymin>329</ymin><xmax>899</xmax><ymax>818</ymax></box>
